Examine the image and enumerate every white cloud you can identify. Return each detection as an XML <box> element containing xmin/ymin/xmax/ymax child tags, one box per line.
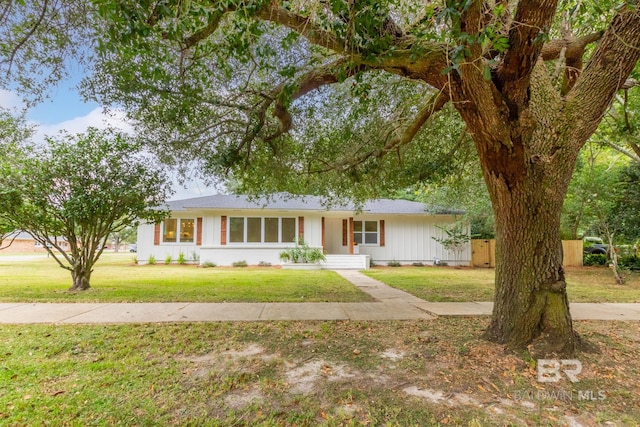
<box><xmin>0</xmin><ymin>89</ymin><xmax>26</xmax><ymax>110</ymax></box>
<box><xmin>32</xmin><ymin>107</ymin><xmax>134</xmax><ymax>142</ymax></box>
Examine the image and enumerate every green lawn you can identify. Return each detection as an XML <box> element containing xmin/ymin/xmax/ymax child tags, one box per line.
<box><xmin>364</xmin><ymin>266</ymin><xmax>640</xmax><ymax>303</ymax></box>
<box><xmin>0</xmin><ymin>253</ymin><xmax>373</xmax><ymax>303</ymax></box>
<box><xmin>1</xmin><ymin>320</ymin><xmax>638</xmax><ymax>426</ymax></box>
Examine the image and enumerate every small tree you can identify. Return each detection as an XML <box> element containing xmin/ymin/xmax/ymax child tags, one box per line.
<box><xmin>0</xmin><ymin>218</ymin><xmax>15</xmax><ymax>250</ymax></box>
<box><xmin>0</xmin><ymin>127</ymin><xmax>173</xmax><ymax>290</ymax></box>
<box><xmin>432</xmin><ymin>222</ymin><xmax>471</xmax><ymax>266</ymax></box>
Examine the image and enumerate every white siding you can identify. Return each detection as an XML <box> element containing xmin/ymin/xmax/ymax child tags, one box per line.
<box><xmin>354</xmin><ymin>214</ymin><xmax>470</xmax><ymax>266</ymax></box>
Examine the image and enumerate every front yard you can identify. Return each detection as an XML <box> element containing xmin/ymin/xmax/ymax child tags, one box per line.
<box><xmin>364</xmin><ymin>266</ymin><xmax>640</xmax><ymax>303</ymax></box>
<box><xmin>0</xmin><ymin>254</ymin><xmax>372</xmax><ymax>303</ymax></box>
<box><xmin>2</xmin><ymin>319</ymin><xmax>639</xmax><ymax>426</ymax></box>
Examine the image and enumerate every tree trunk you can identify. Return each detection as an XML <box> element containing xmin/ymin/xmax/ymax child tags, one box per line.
<box><xmin>483</xmin><ymin>168</ymin><xmax>579</xmax><ymax>356</ymax></box>
<box><xmin>70</xmin><ymin>266</ymin><xmax>91</xmax><ymax>291</ymax></box>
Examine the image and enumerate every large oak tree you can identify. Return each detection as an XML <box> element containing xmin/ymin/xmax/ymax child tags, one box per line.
<box><xmin>87</xmin><ymin>0</ymin><xmax>640</xmax><ymax>355</ymax></box>
<box><xmin>2</xmin><ymin>1</ymin><xmax>639</xmax><ymax>355</ymax></box>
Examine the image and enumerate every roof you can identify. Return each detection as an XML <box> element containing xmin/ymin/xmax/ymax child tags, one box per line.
<box><xmin>165</xmin><ymin>194</ymin><xmax>462</xmax><ymax>215</ymax></box>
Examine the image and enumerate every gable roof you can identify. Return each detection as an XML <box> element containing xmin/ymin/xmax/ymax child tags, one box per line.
<box><xmin>166</xmin><ymin>194</ymin><xmax>462</xmax><ymax>215</ymax></box>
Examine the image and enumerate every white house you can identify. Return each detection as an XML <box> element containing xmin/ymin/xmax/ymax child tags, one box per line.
<box><xmin>136</xmin><ymin>194</ymin><xmax>470</xmax><ymax>269</ymax></box>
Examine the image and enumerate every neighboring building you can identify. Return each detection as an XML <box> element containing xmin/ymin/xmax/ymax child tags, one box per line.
<box><xmin>0</xmin><ymin>231</ymin><xmax>70</xmax><ymax>253</ymax></box>
<box><xmin>136</xmin><ymin>194</ymin><xmax>470</xmax><ymax>269</ymax></box>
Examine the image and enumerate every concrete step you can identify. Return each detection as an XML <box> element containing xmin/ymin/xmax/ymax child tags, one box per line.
<box><xmin>321</xmin><ymin>254</ymin><xmax>370</xmax><ymax>270</ymax></box>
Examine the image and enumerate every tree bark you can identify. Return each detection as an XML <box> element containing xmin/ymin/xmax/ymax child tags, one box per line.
<box><xmin>483</xmin><ymin>167</ymin><xmax>578</xmax><ymax>355</ymax></box>
<box><xmin>70</xmin><ymin>266</ymin><xmax>91</xmax><ymax>291</ymax></box>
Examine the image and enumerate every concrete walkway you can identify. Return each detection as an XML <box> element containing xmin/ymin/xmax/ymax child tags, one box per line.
<box><xmin>0</xmin><ymin>271</ymin><xmax>639</xmax><ymax>324</ymax></box>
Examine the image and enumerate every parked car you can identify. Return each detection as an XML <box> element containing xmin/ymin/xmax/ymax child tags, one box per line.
<box><xmin>583</xmin><ymin>237</ymin><xmax>608</xmax><ymax>255</ymax></box>
<box><xmin>129</xmin><ymin>243</ymin><xmax>137</xmax><ymax>253</ymax></box>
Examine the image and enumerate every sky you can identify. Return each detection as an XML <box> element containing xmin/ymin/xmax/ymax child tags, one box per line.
<box><xmin>2</xmin><ymin>79</ymin><xmax>219</xmax><ymax>201</ymax></box>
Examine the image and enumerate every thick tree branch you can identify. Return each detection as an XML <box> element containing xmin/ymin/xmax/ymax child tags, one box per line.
<box><xmin>567</xmin><ymin>6</ymin><xmax>640</xmax><ymax>148</ymax></box>
<box><xmin>256</xmin><ymin>3</ymin><xmax>345</xmax><ymax>54</ymax></box>
<box><xmin>497</xmin><ymin>0</ymin><xmax>559</xmax><ymax>108</ymax></box>
<box><xmin>541</xmin><ymin>31</ymin><xmax>604</xmax><ymax>93</ymax></box>
<box><xmin>317</xmin><ymin>90</ymin><xmax>450</xmax><ymax>173</ymax></box>
<box><xmin>182</xmin><ymin>11</ymin><xmax>228</xmax><ymax>48</ymax></box>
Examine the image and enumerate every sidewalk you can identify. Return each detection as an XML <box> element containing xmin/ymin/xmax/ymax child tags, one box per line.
<box><xmin>0</xmin><ymin>271</ymin><xmax>639</xmax><ymax>324</ymax></box>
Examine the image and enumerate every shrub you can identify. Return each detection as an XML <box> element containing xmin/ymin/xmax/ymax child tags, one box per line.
<box><xmin>148</xmin><ymin>255</ymin><xmax>156</xmax><ymax>265</ymax></box>
<box><xmin>387</xmin><ymin>260</ymin><xmax>401</xmax><ymax>267</ymax></box>
<box><xmin>584</xmin><ymin>253</ymin><xmax>607</xmax><ymax>266</ymax></box>
<box><xmin>232</xmin><ymin>260</ymin><xmax>248</xmax><ymax>267</ymax></box>
<box><xmin>164</xmin><ymin>254</ymin><xmax>173</xmax><ymax>264</ymax></box>
<box><xmin>258</xmin><ymin>261</ymin><xmax>272</xmax><ymax>267</ymax></box>
<box><xmin>618</xmin><ymin>255</ymin><xmax>640</xmax><ymax>271</ymax></box>
<box><xmin>201</xmin><ymin>261</ymin><xmax>217</xmax><ymax>268</ymax></box>
<box><xmin>279</xmin><ymin>238</ymin><xmax>326</xmax><ymax>263</ymax></box>
<box><xmin>177</xmin><ymin>251</ymin><xmax>186</xmax><ymax>265</ymax></box>
<box><xmin>412</xmin><ymin>262</ymin><xmax>424</xmax><ymax>267</ymax></box>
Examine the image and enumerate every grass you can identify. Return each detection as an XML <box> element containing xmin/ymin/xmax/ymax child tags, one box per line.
<box><xmin>364</xmin><ymin>266</ymin><xmax>640</xmax><ymax>302</ymax></box>
<box><xmin>0</xmin><ymin>253</ymin><xmax>373</xmax><ymax>303</ymax></box>
<box><xmin>1</xmin><ymin>319</ymin><xmax>639</xmax><ymax>425</ymax></box>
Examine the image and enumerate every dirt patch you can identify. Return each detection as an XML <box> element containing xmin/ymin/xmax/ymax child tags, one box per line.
<box><xmin>285</xmin><ymin>359</ymin><xmax>356</xmax><ymax>394</ymax></box>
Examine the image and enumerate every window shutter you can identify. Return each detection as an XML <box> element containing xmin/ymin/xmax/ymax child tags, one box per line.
<box><xmin>196</xmin><ymin>217</ymin><xmax>203</xmax><ymax>245</ymax></box>
<box><xmin>154</xmin><ymin>223</ymin><xmax>161</xmax><ymax>245</ymax></box>
<box><xmin>321</xmin><ymin>217</ymin><xmax>325</xmax><ymax>249</ymax></box>
<box><xmin>342</xmin><ymin>220</ymin><xmax>348</xmax><ymax>246</ymax></box>
<box><xmin>298</xmin><ymin>216</ymin><xmax>304</xmax><ymax>240</ymax></box>
<box><xmin>220</xmin><ymin>216</ymin><xmax>227</xmax><ymax>246</ymax></box>
<box><xmin>349</xmin><ymin>217</ymin><xmax>354</xmax><ymax>254</ymax></box>
<box><xmin>380</xmin><ymin>220</ymin><xmax>385</xmax><ymax>247</ymax></box>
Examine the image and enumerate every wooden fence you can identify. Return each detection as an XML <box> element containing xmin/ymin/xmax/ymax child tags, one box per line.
<box><xmin>471</xmin><ymin>240</ymin><xmax>583</xmax><ymax>268</ymax></box>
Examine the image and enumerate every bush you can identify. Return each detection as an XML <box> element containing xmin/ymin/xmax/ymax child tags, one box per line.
<box><xmin>584</xmin><ymin>253</ymin><xmax>607</xmax><ymax>266</ymax></box>
<box><xmin>148</xmin><ymin>255</ymin><xmax>156</xmax><ymax>265</ymax></box>
<box><xmin>201</xmin><ymin>261</ymin><xmax>217</xmax><ymax>268</ymax></box>
<box><xmin>412</xmin><ymin>262</ymin><xmax>424</xmax><ymax>267</ymax></box>
<box><xmin>164</xmin><ymin>254</ymin><xmax>173</xmax><ymax>264</ymax></box>
<box><xmin>387</xmin><ymin>260</ymin><xmax>401</xmax><ymax>267</ymax></box>
<box><xmin>258</xmin><ymin>261</ymin><xmax>272</xmax><ymax>267</ymax></box>
<box><xmin>279</xmin><ymin>238</ymin><xmax>326</xmax><ymax>263</ymax></box>
<box><xmin>177</xmin><ymin>252</ymin><xmax>186</xmax><ymax>265</ymax></box>
<box><xmin>232</xmin><ymin>260</ymin><xmax>248</xmax><ymax>267</ymax></box>
<box><xmin>618</xmin><ymin>255</ymin><xmax>640</xmax><ymax>271</ymax></box>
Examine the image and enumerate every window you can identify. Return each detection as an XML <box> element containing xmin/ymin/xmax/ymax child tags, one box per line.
<box><xmin>281</xmin><ymin>217</ymin><xmax>296</xmax><ymax>243</ymax></box>
<box><xmin>354</xmin><ymin>220</ymin><xmax>378</xmax><ymax>245</ymax></box>
<box><xmin>265</xmin><ymin>218</ymin><xmax>279</xmax><ymax>243</ymax></box>
<box><xmin>230</xmin><ymin>217</ymin><xmax>244</xmax><ymax>243</ymax></box>
<box><xmin>228</xmin><ymin>216</ymin><xmax>297</xmax><ymax>244</ymax></box>
<box><xmin>181</xmin><ymin>219</ymin><xmax>194</xmax><ymax>242</ymax></box>
<box><xmin>163</xmin><ymin>218</ymin><xmax>177</xmax><ymax>242</ymax></box>
<box><xmin>163</xmin><ymin>218</ymin><xmax>194</xmax><ymax>243</ymax></box>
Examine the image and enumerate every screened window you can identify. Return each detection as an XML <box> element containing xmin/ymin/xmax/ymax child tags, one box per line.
<box><xmin>281</xmin><ymin>218</ymin><xmax>296</xmax><ymax>243</ymax></box>
<box><xmin>228</xmin><ymin>217</ymin><xmax>297</xmax><ymax>244</ymax></box>
<box><xmin>230</xmin><ymin>217</ymin><xmax>244</xmax><ymax>243</ymax></box>
<box><xmin>354</xmin><ymin>220</ymin><xmax>378</xmax><ymax>245</ymax></box>
<box><xmin>247</xmin><ymin>217</ymin><xmax>261</xmax><ymax>243</ymax></box>
<box><xmin>265</xmin><ymin>218</ymin><xmax>279</xmax><ymax>243</ymax></box>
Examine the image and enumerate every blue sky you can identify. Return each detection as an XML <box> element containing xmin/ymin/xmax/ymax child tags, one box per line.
<box><xmin>4</xmin><ymin>80</ymin><xmax>218</xmax><ymax>201</ymax></box>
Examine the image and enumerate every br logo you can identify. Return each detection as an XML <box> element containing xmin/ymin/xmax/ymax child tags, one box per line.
<box><xmin>537</xmin><ymin>359</ymin><xmax>582</xmax><ymax>383</ymax></box>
